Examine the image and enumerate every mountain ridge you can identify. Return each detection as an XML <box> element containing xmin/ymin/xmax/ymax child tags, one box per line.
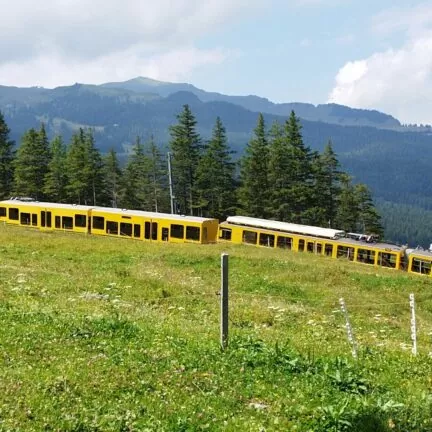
<box><xmin>101</xmin><ymin>76</ymin><xmax>401</xmax><ymax>129</ymax></box>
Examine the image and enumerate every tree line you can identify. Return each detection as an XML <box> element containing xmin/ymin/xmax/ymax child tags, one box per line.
<box><xmin>0</xmin><ymin>107</ymin><xmax>383</xmax><ymax>236</ymax></box>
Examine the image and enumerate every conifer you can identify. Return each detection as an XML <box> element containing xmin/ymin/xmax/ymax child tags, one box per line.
<box><xmin>147</xmin><ymin>137</ymin><xmax>170</xmax><ymax>213</ymax></box>
<box><xmin>121</xmin><ymin>137</ymin><xmax>153</xmax><ymax>210</ymax></box>
<box><xmin>102</xmin><ymin>148</ymin><xmax>122</xmax><ymax>208</ymax></box>
<box><xmin>0</xmin><ymin>111</ymin><xmax>15</xmax><ymax>200</ymax></box>
<box><xmin>43</xmin><ymin>136</ymin><xmax>67</xmax><ymax>202</ymax></box>
<box><xmin>238</xmin><ymin>113</ymin><xmax>269</xmax><ymax>218</ymax></box>
<box><xmin>196</xmin><ymin>117</ymin><xmax>236</xmax><ymax>219</ymax></box>
<box><xmin>169</xmin><ymin>104</ymin><xmax>201</xmax><ymax>215</ymax></box>
<box><xmin>13</xmin><ymin>124</ymin><xmax>50</xmax><ymax>200</ymax></box>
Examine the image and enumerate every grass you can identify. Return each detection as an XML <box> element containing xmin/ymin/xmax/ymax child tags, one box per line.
<box><xmin>1</xmin><ymin>224</ymin><xmax>432</xmax><ymax>431</ymax></box>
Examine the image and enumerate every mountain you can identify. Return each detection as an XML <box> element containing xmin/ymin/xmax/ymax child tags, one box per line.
<box><xmin>102</xmin><ymin>77</ymin><xmax>401</xmax><ymax>129</ymax></box>
<box><xmin>1</xmin><ymin>78</ymin><xmax>432</xmax><ymax>245</ymax></box>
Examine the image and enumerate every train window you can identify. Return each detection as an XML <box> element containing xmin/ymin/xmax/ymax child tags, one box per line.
<box><xmin>41</xmin><ymin>211</ymin><xmax>46</xmax><ymax>227</ymax></box>
<box><xmin>31</xmin><ymin>214</ymin><xmax>37</xmax><ymax>226</ymax></box>
<box><xmin>337</xmin><ymin>246</ymin><xmax>355</xmax><ymax>261</ymax></box>
<box><xmin>75</xmin><ymin>214</ymin><xmax>87</xmax><ymax>228</ymax></box>
<box><xmin>186</xmin><ymin>226</ymin><xmax>200</xmax><ymax>241</ymax></box>
<box><xmin>259</xmin><ymin>233</ymin><xmax>275</xmax><ymax>247</ymax></box>
<box><xmin>120</xmin><ymin>222</ymin><xmax>132</xmax><ymax>237</ymax></box>
<box><xmin>378</xmin><ymin>252</ymin><xmax>397</xmax><ymax>268</ymax></box>
<box><xmin>325</xmin><ymin>244</ymin><xmax>334</xmax><ymax>256</ymax></box>
<box><xmin>62</xmin><ymin>216</ymin><xmax>73</xmax><ymax>229</ymax></box>
<box><xmin>242</xmin><ymin>230</ymin><xmax>257</xmax><ymax>245</ymax></box>
<box><xmin>307</xmin><ymin>242</ymin><xmax>314</xmax><ymax>253</ymax></box>
<box><xmin>46</xmin><ymin>211</ymin><xmax>52</xmax><ymax>228</ymax></box>
<box><xmin>357</xmin><ymin>248</ymin><xmax>375</xmax><ymax>265</ymax></box>
<box><xmin>152</xmin><ymin>223</ymin><xmax>158</xmax><ymax>240</ymax></box>
<box><xmin>93</xmin><ymin>216</ymin><xmax>105</xmax><ymax>230</ymax></box>
<box><xmin>411</xmin><ymin>258</ymin><xmax>432</xmax><ymax>275</ymax></box>
<box><xmin>106</xmin><ymin>221</ymin><xmax>118</xmax><ymax>235</ymax></box>
<box><xmin>277</xmin><ymin>236</ymin><xmax>292</xmax><ymax>249</ymax></box>
<box><xmin>0</xmin><ymin>207</ymin><xmax>6</xmax><ymax>217</ymax></box>
<box><xmin>9</xmin><ymin>208</ymin><xmax>19</xmax><ymax>220</ymax></box>
<box><xmin>219</xmin><ymin>228</ymin><xmax>232</xmax><ymax>241</ymax></box>
<box><xmin>20</xmin><ymin>212</ymin><xmax>31</xmax><ymax>225</ymax></box>
<box><xmin>162</xmin><ymin>227</ymin><xmax>169</xmax><ymax>241</ymax></box>
<box><xmin>317</xmin><ymin>243</ymin><xmax>323</xmax><ymax>254</ymax></box>
<box><xmin>145</xmin><ymin>222</ymin><xmax>159</xmax><ymax>240</ymax></box>
<box><xmin>133</xmin><ymin>224</ymin><xmax>141</xmax><ymax>238</ymax></box>
<box><xmin>171</xmin><ymin>224</ymin><xmax>184</xmax><ymax>239</ymax></box>
<box><xmin>298</xmin><ymin>239</ymin><xmax>305</xmax><ymax>252</ymax></box>
<box><xmin>55</xmin><ymin>216</ymin><xmax>61</xmax><ymax>228</ymax></box>
<box><xmin>121</xmin><ymin>216</ymin><xmax>131</xmax><ymax>219</ymax></box>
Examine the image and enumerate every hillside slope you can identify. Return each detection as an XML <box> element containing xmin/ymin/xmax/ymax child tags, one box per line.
<box><xmin>1</xmin><ymin>225</ymin><xmax>431</xmax><ymax>430</ymax></box>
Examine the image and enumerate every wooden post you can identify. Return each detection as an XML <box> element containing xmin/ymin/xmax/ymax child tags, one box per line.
<box><xmin>221</xmin><ymin>253</ymin><xmax>229</xmax><ymax>350</ymax></box>
<box><xmin>409</xmin><ymin>293</ymin><xmax>417</xmax><ymax>356</ymax></box>
<box><xmin>339</xmin><ymin>297</ymin><xmax>358</xmax><ymax>359</ymax></box>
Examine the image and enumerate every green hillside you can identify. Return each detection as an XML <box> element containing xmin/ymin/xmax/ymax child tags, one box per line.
<box><xmin>1</xmin><ymin>225</ymin><xmax>432</xmax><ymax>431</ymax></box>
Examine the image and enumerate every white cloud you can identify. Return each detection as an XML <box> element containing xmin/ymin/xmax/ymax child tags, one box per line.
<box><xmin>292</xmin><ymin>0</ymin><xmax>349</xmax><ymax>6</ymax></box>
<box><xmin>0</xmin><ymin>0</ymin><xmax>263</xmax><ymax>87</ymax></box>
<box><xmin>329</xmin><ymin>3</ymin><xmax>432</xmax><ymax>124</ymax></box>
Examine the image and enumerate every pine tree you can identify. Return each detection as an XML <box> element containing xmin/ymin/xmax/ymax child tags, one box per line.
<box><xmin>65</xmin><ymin>129</ymin><xmax>104</xmax><ymax>205</ymax></box>
<box><xmin>195</xmin><ymin>117</ymin><xmax>236</xmax><ymax>219</ymax></box>
<box><xmin>14</xmin><ymin>124</ymin><xmax>50</xmax><ymax>200</ymax></box>
<box><xmin>284</xmin><ymin>111</ymin><xmax>314</xmax><ymax>223</ymax></box>
<box><xmin>238</xmin><ymin>113</ymin><xmax>269</xmax><ymax>218</ymax></box>
<box><xmin>147</xmin><ymin>137</ymin><xmax>170</xmax><ymax>213</ymax></box>
<box><xmin>102</xmin><ymin>149</ymin><xmax>122</xmax><ymax>208</ymax></box>
<box><xmin>65</xmin><ymin>129</ymin><xmax>88</xmax><ymax>204</ymax></box>
<box><xmin>355</xmin><ymin>183</ymin><xmax>384</xmax><ymax>238</ymax></box>
<box><xmin>121</xmin><ymin>137</ymin><xmax>153</xmax><ymax>210</ymax></box>
<box><xmin>43</xmin><ymin>135</ymin><xmax>67</xmax><ymax>202</ymax></box>
<box><xmin>169</xmin><ymin>104</ymin><xmax>201</xmax><ymax>215</ymax></box>
<box><xmin>309</xmin><ymin>141</ymin><xmax>341</xmax><ymax>227</ymax></box>
<box><xmin>334</xmin><ymin>174</ymin><xmax>359</xmax><ymax>232</ymax></box>
<box><xmin>268</xmin><ymin>121</ymin><xmax>291</xmax><ymax>221</ymax></box>
<box><xmin>0</xmin><ymin>111</ymin><xmax>15</xmax><ymax>199</ymax></box>
<box><xmin>83</xmin><ymin>130</ymin><xmax>104</xmax><ymax>205</ymax></box>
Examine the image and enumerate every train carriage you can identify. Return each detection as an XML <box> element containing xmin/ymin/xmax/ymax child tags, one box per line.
<box><xmin>406</xmin><ymin>249</ymin><xmax>432</xmax><ymax>276</ymax></box>
<box><xmin>0</xmin><ymin>199</ymin><xmax>219</xmax><ymax>245</ymax></box>
<box><xmin>88</xmin><ymin>206</ymin><xmax>218</xmax><ymax>244</ymax></box>
<box><xmin>0</xmin><ymin>199</ymin><xmax>93</xmax><ymax>233</ymax></box>
<box><xmin>219</xmin><ymin>215</ymin><xmax>403</xmax><ymax>270</ymax></box>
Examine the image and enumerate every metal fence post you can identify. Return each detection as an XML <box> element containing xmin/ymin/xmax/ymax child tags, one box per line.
<box><xmin>221</xmin><ymin>253</ymin><xmax>229</xmax><ymax>350</ymax></box>
<box><xmin>339</xmin><ymin>297</ymin><xmax>358</xmax><ymax>359</ymax></box>
<box><xmin>409</xmin><ymin>293</ymin><xmax>417</xmax><ymax>356</ymax></box>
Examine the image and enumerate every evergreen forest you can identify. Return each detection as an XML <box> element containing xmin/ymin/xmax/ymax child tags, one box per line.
<box><xmin>0</xmin><ymin>107</ymin><xmax>384</xmax><ymax>240</ymax></box>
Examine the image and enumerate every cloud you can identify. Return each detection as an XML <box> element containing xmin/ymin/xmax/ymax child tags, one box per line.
<box><xmin>371</xmin><ymin>2</ymin><xmax>432</xmax><ymax>38</ymax></box>
<box><xmin>0</xmin><ymin>0</ymin><xmax>263</xmax><ymax>87</ymax></box>
<box><xmin>329</xmin><ymin>3</ymin><xmax>432</xmax><ymax>124</ymax></box>
<box><xmin>292</xmin><ymin>0</ymin><xmax>349</xmax><ymax>6</ymax></box>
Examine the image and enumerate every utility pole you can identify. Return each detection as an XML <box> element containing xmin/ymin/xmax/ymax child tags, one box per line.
<box><xmin>167</xmin><ymin>152</ymin><xmax>175</xmax><ymax>214</ymax></box>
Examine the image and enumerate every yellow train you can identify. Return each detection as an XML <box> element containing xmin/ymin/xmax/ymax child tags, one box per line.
<box><xmin>0</xmin><ymin>198</ymin><xmax>431</xmax><ymax>277</ymax></box>
<box><xmin>0</xmin><ymin>199</ymin><xmax>218</xmax><ymax>244</ymax></box>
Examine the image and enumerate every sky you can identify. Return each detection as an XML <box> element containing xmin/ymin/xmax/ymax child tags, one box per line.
<box><xmin>0</xmin><ymin>0</ymin><xmax>431</xmax><ymax>124</ymax></box>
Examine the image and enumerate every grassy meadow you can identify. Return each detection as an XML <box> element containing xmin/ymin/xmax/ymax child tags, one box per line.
<box><xmin>1</xmin><ymin>224</ymin><xmax>432</xmax><ymax>431</ymax></box>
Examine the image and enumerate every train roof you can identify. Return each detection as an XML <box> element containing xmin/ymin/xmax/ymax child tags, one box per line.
<box><xmin>0</xmin><ymin>200</ymin><xmax>93</xmax><ymax>212</ymax></box>
<box><xmin>406</xmin><ymin>248</ymin><xmax>432</xmax><ymax>259</ymax></box>
<box><xmin>0</xmin><ymin>200</ymin><xmax>216</xmax><ymax>223</ymax></box>
<box><xmin>91</xmin><ymin>206</ymin><xmax>216</xmax><ymax>223</ymax></box>
<box><xmin>225</xmin><ymin>216</ymin><xmax>345</xmax><ymax>239</ymax></box>
<box><xmin>338</xmin><ymin>237</ymin><xmax>403</xmax><ymax>252</ymax></box>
